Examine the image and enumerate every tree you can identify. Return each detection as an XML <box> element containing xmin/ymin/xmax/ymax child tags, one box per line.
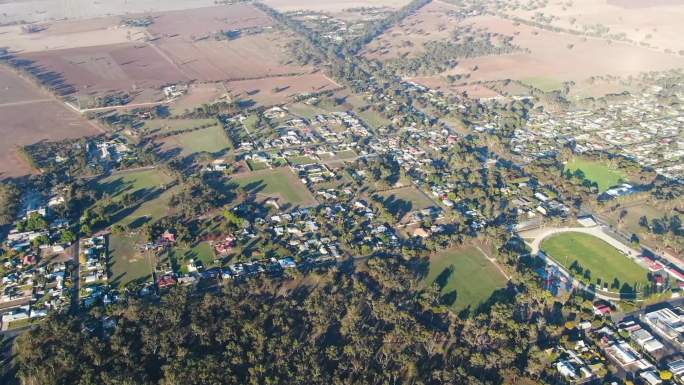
<box><xmin>59</xmin><ymin>229</ymin><xmax>76</xmax><ymax>245</ymax></box>
<box><xmin>660</xmin><ymin>370</ymin><xmax>673</xmax><ymax>381</ymax></box>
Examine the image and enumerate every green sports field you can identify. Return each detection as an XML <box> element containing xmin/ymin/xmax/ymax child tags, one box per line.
<box><xmin>424</xmin><ymin>246</ymin><xmax>508</xmax><ymax>312</ymax></box>
<box><xmin>230</xmin><ymin>168</ymin><xmax>317</xmax><ymax>207</ymax></box>
<box><xmin>566</xmin><ymin>158</ymin><xmax>626</xmax><ymax>192</ymax></box>
<box><xmin>541</xmin><ymin>232</ymin><xmax>649</xmax><ymax>290</ymax></box>
<box><xmin>108</xmin><ymin>233</ymin><xmax>154</xmax><ymax>288</ymax></box>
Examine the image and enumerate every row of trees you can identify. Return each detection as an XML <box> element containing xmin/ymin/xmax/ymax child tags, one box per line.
<box><xmin>16</xmin><ymin>255</ymin><xmax>571</xmax><ymax>385</ymax></box>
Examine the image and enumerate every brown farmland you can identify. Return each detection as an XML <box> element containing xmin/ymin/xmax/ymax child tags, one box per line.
<box><xmin>0</xmin><ymin>67</ymin><xmax>101</xmax><ymax>178</ymax></box>
<box><xmin>157</xmin><ymin>33</ymin><xmax>309</xmax><ymax>81</ymax></box>
<box><xmin>16</xmin><ymin>43</ymin><xmax>189</xmax><ymax>103</ymax></box>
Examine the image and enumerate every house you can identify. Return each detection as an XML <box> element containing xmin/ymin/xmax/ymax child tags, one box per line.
<box><xmin>639</xmin><ymin>370</ymin><xmax>662</xmax><ymax>385</ymax></box>
<box><xmin>277</xmin><ymin>257</ymin><xmax>297</xmax><ymax>269</ymax></box>
<box><xmin>413</xmin><ymin>228</ymin><xmax>430</xmax><ymax>238</ymax></box>
<box><xmin>593</xmin><ymin>303</ymin><xmax>612</xmax><ymax>316</ymax></box>
<box><xmin>668</xmin><ymin>359</ymin><xmax>684</xmax><ymax>376</ymax></box>
<box><xmin>161</xmin><ymin>230</ymin><xmax>176</xmax><ymax>244</ymax></box>
<box><xmin>157</xmin><ymin>274</ymin><xmax>177</xmax><ymax>289</ymax></box>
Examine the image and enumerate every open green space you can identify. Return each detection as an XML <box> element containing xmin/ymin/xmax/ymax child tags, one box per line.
<box><xmin>288</xmin><ymin>155</ymin><xmax>318</xmax><ymax>166</ymax></box>
<box><xmin>170</xmin><ymin>241</ymin><xmax>216</xmax><ymax>273</ymax></box>
<box><xmin>143</xmin><ymin>118</ymin><xmax>218</xmax><ymax>136</ymax></box>
<box><xmin>424</xmin><ymin>246</ymin><xmax>508</xmax><ymax>312</ymax></box>
<box><xmin>97</xmin><ymin>169</ymin><xmax>172</xmax><ymax>198</ymax></box>
<box><xmin>158</xmin><ymin>125</ymin><xmax>231</xmax><ymax>157</ymax></box>
<box><xmin>108</xmin><ymin>233</ymin><xmax>154</xmax><ymax>288</ymax></box>
<box><xmin>95</xmin><ymin>169</ymin><xmax>176</xmax><ymax>227</ymax></box>
<box><xmin>566</xmin><ymin>158</ymin><xmax>626</xmax><ymax>192</ymax></box>
<box><xmin>520</xmin><ymin>76</ymin><xmax>564</xmax><ymax>92</ymax></box>
<box><xmin>377</xmin><ymin>186</ymin><xmax>436</xmax><ymax>218</ymax></box>
<box><xmin>600</xmin><ymin>200</ymin><xmax>684</xmax><ymax>258</ymax></box>
<box><xmin>335</xmin><ymin>149</ymin><xmax>358</xmax><ymax>160</ymax></box>
<box><xmin>287</xmin><ymin>102</ymin><xmax>327</xmax><ymax>119</ymax></box>
<box><xmin>230</xmin><ymin>168</ymin><xmax>316</xmax><ymax>207</ymax></box>
<box><xmin>541</xmin><ymin>232</ymin><xmax>649</xmax><ymax>291</ymax></box>
<box><xmin>357</xmin><ymin>109</ymin><xmax>391</xmax><ymax>129</ymax></box>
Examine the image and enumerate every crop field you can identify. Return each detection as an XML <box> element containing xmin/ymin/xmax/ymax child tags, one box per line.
<box><xmin>377</xmin><ymin>186</ymin><xmax>436</xmax><ymax>219</ymax></box>
<box><xmin>109</xmin><ymin>233</ymin><xmax>155</xmax><ymax>288</ymax></box>
<box><xmin>17</xmin><ymin>42</ymin><xmax>188</xmax><ymax>103</ymax></box>
<box><xmin>0</xmin><ymin>67</ymin><xmax>101</xmax><ymax>178</ymax></box>
<box><xmin>230</xmin><ymin>168</ymin><xmax>317</xmax><ymax>207</ymax></box>
<box><xmin>424</xmin><ymin>246</ymin><xmax>508</xmax><ymax>312</ymax></box>
<box><xmin>155</xmin><ymin>125</ymin><xmax>231</xmax><ymax>158</ymax></box>
<box><xmin>262</xmin><ymin>0</ymin><xmax>411</xmax><ymax>12</ymax></box>
<box><xmin>566</xmin><ymin>158</ymin><xmax>626</xmax><ymax>192</ymax></box>
<box><xmin>541</xmin><ymin>232</ymin><xmax>649</xmax><ymax>290</ymax></box>
<box><xmin>225</xmin><ymin>73</ymin><xmax>340</xmax><ymax>107</ymax></box>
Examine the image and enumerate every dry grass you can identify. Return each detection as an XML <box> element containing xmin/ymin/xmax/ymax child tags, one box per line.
<box><xmin>226</xmin><ymin>73</ymin><xmax>340</xmax><ymax>107</ymax></box>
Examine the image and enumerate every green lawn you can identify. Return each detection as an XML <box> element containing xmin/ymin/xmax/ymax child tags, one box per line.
<box><xmin>158</xmin><ymin>125</ymin><xmax>231</xmax><ymax>157</ymax></box>
<box><xmin>108</xmin><ymin>233</ymin><xmax>154</xmax><ymax>288</ymax></box>
<box><xmin>335</xmin><ymin>149</ymin><xmax>357</xmax><ymax>160</ymax></box>
<box><xmin>541</xmin><ymin>232</ymin><xmax>649</xmax><ymax>291</ymax></box>
<box><xmin>520</xmin><ymin>76</ymin><xmax>564</xmax><ymax>92</ymax></box>
<box><xmin>287</xmin><ymin>102</ymin><xmax>326</xmax><ymax>119</ymax></box>
<box><xmin>425</xmin><ymin>246</ymin><xmax>508</xmax><ymax>312</ymax></box>
<box><xmin>357</xmin><ymin>109</ymin><xmax>391</xmax><ymax>129</ymax></box>
<box><xmin>97</xmin><ymin>169</ymin><xmax>172</xmax><ymax>198</ymax></box>
<box><xmin>143</xmin><ymin>118</ymin><xmax>217</xmax><ymax>135</ymax></box>
<box><xmin>247</xmin><ymin>159</ymin><xmax>270</xmax><ymax>171</ymax></box>
<box><xmin>288</xmin><ymin>155</ymin><xmax>317</xmax><ymax>165</ymax></box>
<box><xmin>170</xmin><ymin>241</ymin><xmax>216</xmax><ymax>273</ymax></box>
<box><xmin>566</xmin><ymin>158</ymin><xmax>626</xmax><ymax>192</ymax></box>
<box><xmin>230</xmin><ymin>168</ymin><xmax>316</xmax><ymax>207</ymax></box>
<box><xmin>378</xmin><ymin>186</ymin><xmax>436</xmax><ymax>218</ymax></box>
<box><xmin>95</xmin><ymin>169</ymin><xmax>176</xmax><ymax>227</ymax></box>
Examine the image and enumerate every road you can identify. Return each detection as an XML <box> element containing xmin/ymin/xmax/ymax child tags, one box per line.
<box><xmin>70</xmin><ymin>238</ymin><xmax>80</xmax><ymax>313</ymax></box>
